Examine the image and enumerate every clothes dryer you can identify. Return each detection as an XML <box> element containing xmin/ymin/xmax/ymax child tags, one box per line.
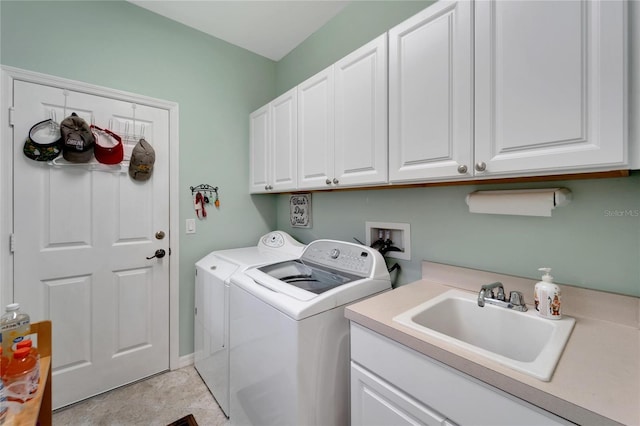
<box><xmin>194</xmin><ymin>231</ymin><xmax>304</xmax><ymax>417</ymax></box>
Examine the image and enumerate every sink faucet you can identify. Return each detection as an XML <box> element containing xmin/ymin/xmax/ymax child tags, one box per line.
<box><xmin>478</xmin><ymin>282</ymin><xmax>528</xmax><ymax>312</ymax></box>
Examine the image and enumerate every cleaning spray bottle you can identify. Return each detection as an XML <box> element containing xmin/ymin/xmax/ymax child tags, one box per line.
<box><xmin>534</xmin><ymin>268</ymin><xmax>562</xmax><ymax>320</ymax></box>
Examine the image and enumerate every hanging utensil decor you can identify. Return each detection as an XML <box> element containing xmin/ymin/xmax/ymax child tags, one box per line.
<box><xmin>190</xmin><ymin>184</ymin><xmax>220</xmax><ymax>218</ymax></box>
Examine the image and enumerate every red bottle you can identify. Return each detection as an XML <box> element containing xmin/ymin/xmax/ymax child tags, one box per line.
<box><xmin>16</xmin><ymin>339</ymin><xmax>39</xmax><ymax>394</ymax></box>
<box><xmin>2</xmin><ymin>347</ymin><xmax>37</xmax><ymax>402</ymax></box>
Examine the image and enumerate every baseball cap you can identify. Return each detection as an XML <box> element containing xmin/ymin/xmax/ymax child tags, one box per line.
<box><xmin>129</xmin><ymin>138</ymin><xmax>155</xmax><ymax>181</ymax></box>
<box><xmin>60</xmin><ymin>113</ymin><xmax>95</xmax><ymax>163</ymax></box>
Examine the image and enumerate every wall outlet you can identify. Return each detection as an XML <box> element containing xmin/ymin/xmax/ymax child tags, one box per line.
<box><xmin>186</xmin><ymin>218</ymin><xmax>196</xmax><ymax>234</ymax></box>
<box><xmin>365</xmin><ymin>221</ymin><xmax>411</xmax><ymax>261</ymax></box>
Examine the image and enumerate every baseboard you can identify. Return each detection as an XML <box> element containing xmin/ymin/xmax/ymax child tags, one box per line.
<box><xmin>177</xmin><ymin>353</ymin><xmax>194</xmax><ymax>369</ymax></box>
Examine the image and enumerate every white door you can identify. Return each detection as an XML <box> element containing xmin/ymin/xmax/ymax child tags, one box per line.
<box><xmin>388</xmin><ymin>0</ymin><xmax>473</xmax><ymax>183</ymax></box>
<box><xmin>297</xmin><ymin>67</ymin><xmax>335</xmax><ymax>190</ymax></box>
<box><xmin>335</xmin><ymin>34</ymin><xmax>388</xmax><ymax>187</ymax></box>
<box><xmin>11</xmin><ymin>80</ymin><xmax>170</xmax><ymax>408</ymax></box>
<box><xmin>474</xmin><ymin>0</ymin><xmax>626</xmax><ymax>176</ymax></box>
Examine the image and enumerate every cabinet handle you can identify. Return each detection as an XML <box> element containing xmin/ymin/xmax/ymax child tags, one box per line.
<box><xmin>326</xmin><ymin>179</ymin><xmax>332</xmax><ymax>185</ymax></box>
<box><xmin>475</xmin><ymin>162</ymin><xmax>487</xmax><ymax>172</ymax></box>
<box><xmin>457</xmin><ymin>165</ymin><xmax>468</xmax><ymax>174</ymax></box>
<box><xmin>333</xmin><ymin>178</ymin><xmax>339</xmax><ymax>184</ymax></box>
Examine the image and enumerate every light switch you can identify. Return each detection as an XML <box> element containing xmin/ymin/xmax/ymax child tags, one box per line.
<box><xmin>186</xmin><ymin>218</ymin><xmax>196</xmax><ymax>234</ymax></box>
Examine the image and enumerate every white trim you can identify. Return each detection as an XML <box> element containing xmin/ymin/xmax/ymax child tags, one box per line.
<box><xmin>0</xmin><ymin>65</ymin><xmax>181</xmax><ymax>372</ymax></box>
<box><xmin>177</xmin><ymin>353</ymin><xmax>195</xmax><ymax>369</ymax></box>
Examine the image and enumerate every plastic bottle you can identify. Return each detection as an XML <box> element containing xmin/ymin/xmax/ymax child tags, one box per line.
<box><xmin>0</xmin><ymin>348</ymin><xmax>7</xmax><ymax>424</ymax></box>
<box><xmin>0</xmin><ymin>304</ymin><xmax>30</xmax><ymax>358</ymax></box>
<box><xmin>16</xmin><ymin>339</ymin><xmax>40</xmax><ymax>395</ymax></box>
<box><xmin>2</xmin><ymin>347</ymin><xmax>37</xmax><ymax>403</ymax></box>
<box><xmin>534</xmin><ymin>268</ymin><xmax>562</xmax><ymax>320</ymax></box>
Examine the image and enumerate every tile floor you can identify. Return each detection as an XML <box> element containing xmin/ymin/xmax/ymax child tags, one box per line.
<box><xmin>52</xmin><ymin>366</ymin><xmax>229</xmax><ymax>426</ymax></box>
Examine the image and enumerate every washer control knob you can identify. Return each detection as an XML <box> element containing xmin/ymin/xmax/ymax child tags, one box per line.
<box><xmin>330</xmin><ymin>248</ymin><xmax>340</xmax><ymax>259</ymax></box>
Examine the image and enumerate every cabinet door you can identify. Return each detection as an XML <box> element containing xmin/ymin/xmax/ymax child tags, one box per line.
<box><xmin>249</xmin><ymin>104</ymin><xmax>270</xmax><ymax>193</ymax></box>
<box><xmin>298</xmin><ymin>67</ymin><xmax>335</xmax><ymax>190</ymax></box>
<box><xmin>351</xmin><ymin>362</ymin><xmax>450</xmax><ymax>426</ymax></box>
<box><xmin>271</xmin><ymin>88</ymin><xmax>298</xmax><ymax>191</ymax></box>
<box><xmin>474</xmin><ymin>0</ymin><xmax>627</xmax><ymax>176</ymax></box>
<box><xmin>388</xmin><ymin>0</ymin><xmax>473</xmax><ymax>183</ymax></box>
<box><xmin>335</xmin><ymin>34</ymin><xmax>388</xmax><ymax>187</ymax></box>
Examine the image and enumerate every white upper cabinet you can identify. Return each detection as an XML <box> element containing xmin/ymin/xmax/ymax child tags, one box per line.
<box><xmin>389</xmin><ymin>0</ymin><xmax>627</xmax><ymax>183</ymax></box>
<box><xmin>334</xmin><ymin>34</ymin><xmax>388</xmax><ymax>187</ymax></box>
<box><xmin>298</xmin><ymin>34</ymin><xmax>388</xmax><ymax>190</ymax></box>
<box><xmin>389</xmin><ymin>0</ymin><xmax>473</xmax><ymax>182</ymax></box>
<box><xmin>249</xmin><ymin>104</ymin><xmax>270</xmax><ymax>193</ymax></box>
<box><xmin>297</xmin><ymin>67</ymin><xmax>335</xmax><ymax>189</ymax></box>
<box><xmin>249</xmin><ymin>88</ymin><xmax>297</xmax><ymax>193</ymax></box>
<box><xmin>474</xmin><ymin>0</ymin><xmax>627</xmax><ymax>177</ymax></box>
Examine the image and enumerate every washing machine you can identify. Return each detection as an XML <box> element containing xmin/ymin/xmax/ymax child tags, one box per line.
<box><xmin>193</xmin><ymin>231</ymin><xmax>305</xmax><ymax>417</ymax></box>
<box><xmin>229</xmin><ymin>239</ymin><xmax>391</xmax><ymax>426</ymax></box>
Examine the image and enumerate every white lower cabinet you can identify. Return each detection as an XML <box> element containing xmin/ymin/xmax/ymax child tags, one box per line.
<box><xmin>350</xmin><ymin>323</ymin><xmax>573</xmax><ymax>426</ymax></box>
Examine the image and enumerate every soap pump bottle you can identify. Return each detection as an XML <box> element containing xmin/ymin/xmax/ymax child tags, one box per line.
<box><xmin>534</xmin><ymin>268</ymin><xmax>562</xmax><ymax>320</ymax></box>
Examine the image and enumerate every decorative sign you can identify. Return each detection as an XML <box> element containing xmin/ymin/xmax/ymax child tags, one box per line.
<box><xmin>290</xmin><ymin>193</ymin><xmax>312</xmax><ymax>228</ymax></box>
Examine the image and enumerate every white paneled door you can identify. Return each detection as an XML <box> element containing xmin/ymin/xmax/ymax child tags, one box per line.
<box><xmin>11</xmin><ymin>80</ymin><xmax>170</xmax><ymax>409</ymax></box>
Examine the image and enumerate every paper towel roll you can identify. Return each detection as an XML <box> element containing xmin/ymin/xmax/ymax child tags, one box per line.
<box><xmin>465</xmin><ymin>188</ymin><xmax>571</xmax><ymax>217</ymax></box>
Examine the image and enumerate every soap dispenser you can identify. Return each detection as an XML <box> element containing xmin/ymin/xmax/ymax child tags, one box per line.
<box><xmin>534</xmin><ymin>268</ymin><xmax>562</xmax><ymax>320</ymax></box>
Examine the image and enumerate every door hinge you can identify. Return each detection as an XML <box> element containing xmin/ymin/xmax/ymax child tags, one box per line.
<box><xmin>9</xmin><ymin>233</ymin><xmax>15</xmax><ymax>253</ymax></box>
<box><xmin>8</xmin><ymin>107</ymin><xmax>15</xmax><ymax>127</ymax></box>
<box><xmin>169</xmin><ymin>247</ymin><xmax>172</xmax><ymax>256</ymax></box>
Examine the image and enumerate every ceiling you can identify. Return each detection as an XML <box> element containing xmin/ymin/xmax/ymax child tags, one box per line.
<box><xmin>128</xmin><ymin>1</ymin><xmax>350</xmax><ymax>61</ymax></box>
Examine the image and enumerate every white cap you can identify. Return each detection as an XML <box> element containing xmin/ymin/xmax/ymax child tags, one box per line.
<box><xmin>5</xmin><ymin>303</ymin><xmax>20</xmax><ymax>312</ymax></box>
<box><xmin>538</xmin><ymin>267</ymin><xmax>553</xmax><ymax>282</ymax></box>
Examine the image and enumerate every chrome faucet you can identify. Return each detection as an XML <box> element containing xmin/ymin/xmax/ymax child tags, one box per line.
<box><xmin>478</xmin><ymin>282</ymin><xmax>528</xmax><ymax>312</ymax></box>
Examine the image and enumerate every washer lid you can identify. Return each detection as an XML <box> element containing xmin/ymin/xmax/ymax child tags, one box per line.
<box><xmin>254</xmin><ymin>259</ymin><xmax>360</xmax><ymax>299</ymax></box>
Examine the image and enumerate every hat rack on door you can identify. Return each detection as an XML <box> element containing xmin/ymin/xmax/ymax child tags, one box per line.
<box><xmin>43</xmin><ymin>90</ymin><xmax>144</xmax><ymax>173</ymax></box>
<box><xmin>191</xmin><ymin>184</ymin><xmax>220</xmax><ymax>217</ymax></box>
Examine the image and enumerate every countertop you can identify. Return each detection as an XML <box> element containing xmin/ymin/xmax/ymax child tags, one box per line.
<box><xmin>345</xmin><ymin>262</ymin><xmax>640</xmax><ymax>426</ymax></box>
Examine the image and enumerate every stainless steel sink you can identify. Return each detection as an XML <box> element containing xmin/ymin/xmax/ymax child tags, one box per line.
<box><xmin>392</xmin><ymin>289</ymin><xmax>575</xmax><ymax>381</ymax></box>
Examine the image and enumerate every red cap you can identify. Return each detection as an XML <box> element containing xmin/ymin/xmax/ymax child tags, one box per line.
<box><xmin>17</xmin><ymin>339</ymin><xmax>33</xmax><ymax>349</ymax></box>
<box><xmin>13</xmin><ymin>347</ymin><xmax>31</xmax><ymax>359</ymax></box>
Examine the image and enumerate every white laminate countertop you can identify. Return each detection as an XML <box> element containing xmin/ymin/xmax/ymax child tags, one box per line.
<box><xmin>345</xmin><ymin>262</ymin><xmax>640</xmax><ymax>426</ymax></box>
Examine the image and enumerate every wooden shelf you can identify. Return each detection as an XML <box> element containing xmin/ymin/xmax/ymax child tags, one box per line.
<box><xmin>5</xmin><ymin>320</ymin><xmax>52</xmax><ymax>426</ymax></box>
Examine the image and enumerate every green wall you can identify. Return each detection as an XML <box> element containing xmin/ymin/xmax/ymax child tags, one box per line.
<box><xmin>1</xmin><ymin>0</ymin><xmax>278</xmax><ymax>357</ymax></box>
<box><xmin>276</xmin><ymin>0</ymin><xmax>433</xmax><ymax>95</ymax></box>
<box><xmin>274</xmin><ymin>1</ymin><xmax>640</xmax><ymax>297</ymax></box>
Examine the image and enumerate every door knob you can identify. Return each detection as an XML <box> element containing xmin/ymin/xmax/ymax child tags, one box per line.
<box><xmin>146</xmin><ymin>249</ymin><xmax>166</xmax><ymax>259</ymax></box>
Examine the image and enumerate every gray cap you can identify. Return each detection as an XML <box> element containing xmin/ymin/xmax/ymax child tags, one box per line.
<box><xmin>129</xmin><ymin>138</ymin><xmax>155</xmax><ymax>181</ymax></box>
<box><xmin>60</xmin><ymin>113</ymin><xmax>95</xmax><ymax>163</ymax></box>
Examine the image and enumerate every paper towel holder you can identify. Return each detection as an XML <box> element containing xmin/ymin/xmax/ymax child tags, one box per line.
<box><xmin>465</xmin><ymin>188</ymin><xmax>572</xmax><ymax>217</ymax></box>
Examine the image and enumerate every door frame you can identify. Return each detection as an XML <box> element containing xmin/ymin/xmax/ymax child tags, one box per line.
<box><xmin>0</xmin><ymin>65</ymin><xmax>181</xmax><ymax>371</ymax></box>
